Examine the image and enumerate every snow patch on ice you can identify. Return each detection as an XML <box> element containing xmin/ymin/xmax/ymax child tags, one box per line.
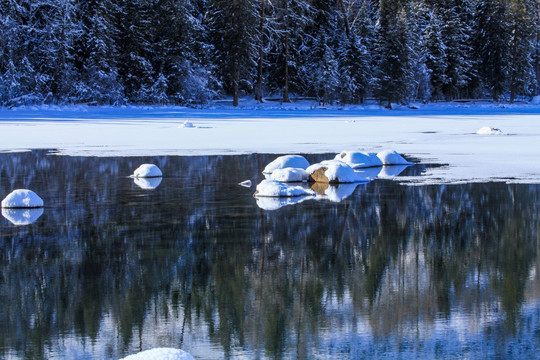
<box><xmin>1</xmin><ymin>189</ymin><xmax>44</xmax><ymax>208</ymax></box>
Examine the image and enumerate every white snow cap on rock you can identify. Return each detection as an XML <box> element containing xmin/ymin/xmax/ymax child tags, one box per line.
<box><xmin>307</xmin><ymin>160</ymin><xmax>367</xmax><ymax>183</ymax></box>
<box><xmin>263</xmin><ymin>155</ymin><xmax>310</xmax><ymax>174</ymax></box>
<box><xmin>334</xmin><ymin>151</ymin><xmax>383</xmax><ymax>168</ymax></box>
<box><xmin>132</xmin><ymin>164</ymin><xmax>163</xmax><ymax>178</ymax></box>
<box><xmin>254</xmin><ymin>180</ymin><xmax>314</xmax><ymax>197</ymax></box>
<box><xmin>376</xmin><ymin>150</ymin><xmax>413</xmax><ymax>165</ymax></box>
<box><xmin>270</xmin><ymin>168</ymin><xmax>309</xmax><ymax>182</ymax></box>
<box><xmin>1</xmin><ymin>189</ymin><xmax>44</xmax><ymax>208</ymax></box>
<box><xmin>476</xmin><ymin>126</ymin><xmax>504</xmax><ymax>135</ymax></box>
<box><xmin>120</xmin><ymin>348</ymin><xmax>195</xmax><ymax>360</ymax></box>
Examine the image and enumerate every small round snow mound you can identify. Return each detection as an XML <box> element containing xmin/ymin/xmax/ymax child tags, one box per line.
<box><xmin>334</xmin><ymin>151</ymin><xmax>382</xmax><ymax>168</ymax></box>
<box><xmin>254</xmin><ymin>180</ymin><xmax>314</xmax><ymax>197</ymax></box>
<box><xmin>270</xmin><ymin>168</ymin><xmax>309</xmax><ymax>182</ymax></box>
<box><xmin>307</xmin><ymin>160</ymin><xmax>366</xmax><ymax>183</ymax></box>
<box><xmin>120</xmin><ymin>348</ymin><xmax>195</xmax><ymax>360</ymax></box>
<box><xmin>476</xmin><ymin>126</ymin><xmax>504</xmax><ymax>135</ymax></box>
<box><xmin>133</xmin><ymin>164</ymin><xmax>163</xmax><ymax>178</ymax></box>
<box><xmin>1</xmin><ymin>189</ymin><xmax>44</xmax><ymax>208</ymax></box>
<box><xmin>376</xmin><ymin>150</ymin><xmax>413</xmax><ymax>165</ymax></box>
<box><xmin>179</xmin><ymin>121</ymin><xmax>195</xmax><ymax>128</ymax></box>
<box><xmin>263</xmin><ymin>155</ymin><xmax>310</xmax><ymax>174</ymax></box>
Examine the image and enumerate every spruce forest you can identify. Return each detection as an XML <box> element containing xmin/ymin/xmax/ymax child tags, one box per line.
<box><xmin>1</xmin><ymin>0</ymin><xmax>539</xmax><ymax>107</ymax></box>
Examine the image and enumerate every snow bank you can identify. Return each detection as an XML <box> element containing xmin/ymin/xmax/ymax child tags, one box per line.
<box><xmin>132</xmin><ymin>164</ymin><xmax>163</xmax><ymax>178</ymax></box>
<box><xmin>254</xmin><ymin>180</ymin><xmax>314</xmax><ymax>197</ymax></box>
<box><xmin>263</xmin><ymin>155</ymin><xmax>310</xmax><ymax>174</ymax></box>
<box><xmin>307</xmin><ymin>160</ymin><xmax>368</xmax><ymax>183</ymax></box>
<box><xmin>476</xmin><ymin>126</ymin><xmax>504</xmax><ymax>135</ymax></box>
<box><xmin>120</xmin><ymin>348</ymin><xmax>194</xmax><ymax>360</ymax></box>
<box><xmin>270</xmin><ymin>168</ymin><xmax>309</xmax><ymax>182</ymax></box>
<box><xmin>1</xmin><ymin>189</ymin><xmax>44</xmax><ymax>208</ymax></box>
<box><xmin>376</xmin><ymin>150</ymin><xmax>413</xmax><ymax>165</ymax></box>
<box><xmin>2</xmin><ymin>208</ymin><xmax>43</xmax><ymax>225</ymax></box>
<box><xmin>334</xmin><ymin>151</ymin><xmax>382</xmax><ymax>168</ymax></box>
<box><xmin>134</xmin><ymin>177</ymin><xmax>162</xmax><ymax>190</ymax></box>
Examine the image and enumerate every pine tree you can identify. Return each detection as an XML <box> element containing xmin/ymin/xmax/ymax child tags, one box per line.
<box><xmin>423</xmin><ymin>8</ymin><xmax>447</xmax><ymax>100</ymax></box>
<box><xmin>474</xmin><ymin>0</ymin><xmax>509</xmax><ymax>101</ymax></box>
<box><xmin>374</xmin><ymin>0</ymin><xmax>411</xmax><ymax>108</ymax></box>
<box><xmin>208</xmin><ymin>0</ymin><xmax>258</xmax><ymax>106</ymax></box>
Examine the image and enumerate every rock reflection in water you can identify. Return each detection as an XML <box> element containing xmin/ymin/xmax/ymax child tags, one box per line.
<box><xmin>1</xmin><ymin>207</ymin><xmax>43</xmax><ymax>225</ymax></box>
<box><xmin>0</xmin><ymin>150</ymin><xmax>538</xmax><ymax>360</ymax></box>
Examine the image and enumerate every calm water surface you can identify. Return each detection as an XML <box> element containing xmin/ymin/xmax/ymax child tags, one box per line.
<box><xmin>0</xmin><ymin>151</ymin><xmax>538</xmax><ymax>359</ymax></box>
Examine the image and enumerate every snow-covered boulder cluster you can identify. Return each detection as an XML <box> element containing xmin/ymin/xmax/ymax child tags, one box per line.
<box><xmin>253</xmin><ymin>151</ymin><xmax>413</xmax><ymax>209</ymax></box>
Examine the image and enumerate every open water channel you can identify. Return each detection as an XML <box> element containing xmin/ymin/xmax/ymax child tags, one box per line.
<box><xmin>0</xmin><ymin>151</ymin><xmax>538</xmax><ymax>359</ymax></box>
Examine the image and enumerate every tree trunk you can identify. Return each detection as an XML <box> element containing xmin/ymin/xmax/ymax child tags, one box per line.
<box><xmin>283</xmin><ymin>32</ymin><xmax>290</xmax><ymax>103</ymax></box>
<box><xmin>255</xmin><ymin>0</ymin><xmax>264</xmax><ymax>102</ymax></box>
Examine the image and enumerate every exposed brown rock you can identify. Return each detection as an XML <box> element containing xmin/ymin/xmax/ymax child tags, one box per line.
<box><xmin>308</xmin><ymin>166</ymin><xmax>330</xmax><ymax>183</ymax></box>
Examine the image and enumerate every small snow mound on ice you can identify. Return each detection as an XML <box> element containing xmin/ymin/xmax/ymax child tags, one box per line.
<box><xmin>254</xmin><ymin>180</ymin><xmax>314</xmax><ymax>197</ymax></box>
<box><xmin>132</xmin><ymin>164</ymin><xmax>163</xmax><ymax>178</ymax></box>
<box><xmin>270</xmin><ymin>168</ymin><xmax>309</xmax><ymax>182</ymax></box>
<box><xmin>376</xmin><ymin>150</ymin><xmax>413</xmax><ymax>165</ymax></box>
<box><xmin>307</xmin><ymin>160</ymin><xmax>367</xmax><ymax>183</ymax></box>
<box><xmin>2</xmin><ymin>208</ymin><xmax>43</xmax><ymax>225</ymax></box>
<box><xmin>334</xmin><ymin>151</ymin><xmax>383</xmax><ymax>168</ymax></box>
<box><xmin>1</xmin><ymin>189</ymin><xmax>44</xmax><ymax>208</ymax></box>
<box><xmin>263</xmin><ymin>155</ymin><xmax>310</xmax><ymax>174</ymax></box>
<box><xmin>179</xmin><ymin>121</ymin><xmax>195</xmax><ymax>128</ymax></box>
<box><xmin>476</xmin><ymin>126</ymin><xmax>504</xmax><ymax>135</ymax></box>
<box><xmin>120</xmin><ymin>348</ymin><xmax>195</xmax><ymax>360</ymax></box>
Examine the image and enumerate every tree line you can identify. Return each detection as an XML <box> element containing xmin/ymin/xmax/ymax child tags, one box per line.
<box><xmin>1</xmin><ymin>0</ymin><xmax>539</xmax><ymax>107</ymax></box>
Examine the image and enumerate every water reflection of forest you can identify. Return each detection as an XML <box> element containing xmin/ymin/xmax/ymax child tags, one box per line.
<box><xmin>0</xmin><ymin>151</ymin><xmax>538</xmax><ymax>359</ymax></box>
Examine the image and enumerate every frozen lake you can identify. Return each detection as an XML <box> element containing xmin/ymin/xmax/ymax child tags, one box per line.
<box><xmin>0</xmin><ymin>151</ymin><xmax>538</xmax><ymax>359</ymax></box>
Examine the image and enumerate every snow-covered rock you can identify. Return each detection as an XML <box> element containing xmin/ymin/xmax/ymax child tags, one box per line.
<box><xmin>334</xmin><ymin>151</ymin><xmax>383</xmax><ymax>168</ymax></box>
<box><xmin>254</xmin><ymin>180</ymin><xmax>314</xmax><ymax>197</ymax></box>
<box><xmin>132</xmin><ymin>164</ymin><xmax>163</xmax><ymax>178</ymax></box>
<box><xmin>263</xmin><ymin>155</ymin><xmax>310</xmax><ymax>174</ymax></box>
<box><xmin>270</xmin><ymin>167</ymin><xmax>309</xmax><ymax>182</ymax></box>
<box><xmin>134</xmin><ymin>177</ymin><xmax>162</xmax><ymax>190</ymax></box>
<box><xmin>476</xmin><ymin>126</ymin><xmax>504</xmax><ymax>135</ymax></box>
<box><xmin>179</xmin><ymin>121</ymin><xmax>195</xmax><ymax>128</ymax></box>
<box><xmin>120</xmin><ymin>348</ymin><xmax>195</xmax><ymax>360</ymax></box>
<box><xmin>306</xmin><ymin>160</ymin><xmax>367</xmax><ymax>183</ymax></box>
<box><xmin>2</xmin><ymin>208</ymin><xmax>43</xmax><ymax>225</ymax></box>
<box><xmin>376</xmin><ymin>150</ymin><xmax>413</xmax><ymax>165</ymax></box>
<box><xmin>1</xmin><ymin>189</ymin><xmax>44</xmax><ymax>208</ymax></box>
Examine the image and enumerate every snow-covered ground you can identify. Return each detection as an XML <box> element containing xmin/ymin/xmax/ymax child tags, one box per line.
<box><xmin>1</xmin><ymin>101</ymin><xmax>540</xmax><ymax>184</ymax></box>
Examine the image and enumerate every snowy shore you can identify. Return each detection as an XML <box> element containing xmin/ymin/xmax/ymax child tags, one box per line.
<box><xmin>1</xmin><ymin>101</ymin><xmax>540</xmax><ymax>184</ymax></box>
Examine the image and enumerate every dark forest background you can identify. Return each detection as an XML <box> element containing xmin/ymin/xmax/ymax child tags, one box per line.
<box><xmin>1</xmin><ymin>0</ymin><xmax>540</xmax><ymax>107</ymax></box>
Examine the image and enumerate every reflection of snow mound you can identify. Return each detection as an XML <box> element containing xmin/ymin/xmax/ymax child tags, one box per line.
<box><xmin>307</xmin><ymin>160</ymin><xmax>368</xmax><ymax>183</ymax></box>
<box><xmin>263</xmin><ymin>155</ymin><xmax>310</xmax><ymax>174</ymax></box>
<box><xmin>256</xmin><ymin>195</ymin><xmax>311</xmax><ymax>210</ymax></box>
<box><xmin>334</xmin><ymin>151</ymin><xmax>382</xmax><ymax>168</ymax></box>
<box><xmin>132</xmin><ymin>164</ymin><xmax>162</xmax><ymax>178</ymax></box>
<box><xmin>476</xmin><ymin>126</ymin><xmax>504</xmax><ymax>135</ymax></box>
<box><xmin>322</xmin><ymin>183</ymin><xmax>361</xmax><ymax>202</ymax></box>
<box><xmin>378</xmin><ymin>165</ymin><xmax>410</xmax><ymax>178</ymax></box>
<box><xmin>355</xmin><ymin>167</ymin><xmax>382</xmax><ymax>180</ymax></box>
<box><xmin>254</xmin><ymin>180</ymin><xmax>314</xmax><ymax>197</ymax></box>
<box><xmin>121</xmin><ymin>348</ymin><xmax>195</xmax><ymax>360</ymax></box>
<box><xmin>134</xmin><ymin>177</ymin><xmax>162</xmax><ymax>189</ymax></box>
<box><xmin>1</xmin><ymin>189</ymin><xmax>44</xmax><ymax>208</ymax></box>
<box><xmin>377</xmin><ymin>150</ymin><xmax>413</xmax><ymax>165</ymax></box>
<box><xmin>270</xmin><ymin>167</ymin><xmax>309</xmax><ymax>182</ymax></box>
<box><xmin>2</xmin><ymin>207</ymin><xmax>43</xmax><ymax>225</ymax></box>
